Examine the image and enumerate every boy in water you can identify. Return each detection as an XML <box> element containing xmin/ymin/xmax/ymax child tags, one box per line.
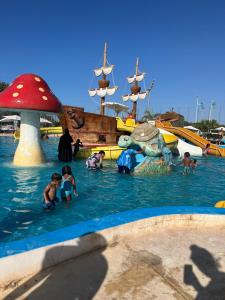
<box><xmin>43</xmin><ymin>173</ymin><xmax>62</xmax><ymax>210</ymax></box>
<box><xmin>182</xmin><ymin>152</ymin><xmax>192</xmax><ymax>175</ymax></box>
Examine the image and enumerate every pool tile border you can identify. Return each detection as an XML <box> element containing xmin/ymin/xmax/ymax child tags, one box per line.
<box><xmin>0</xmin><ymin>206</ymin><xmax>225</xmax><ymax>259</ymax></box>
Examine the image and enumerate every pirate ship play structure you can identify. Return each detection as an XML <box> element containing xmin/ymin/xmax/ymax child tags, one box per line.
<box><xmin>61</xmin><ymin>43</ymin><xmax>154</xmax><ymax>146</ymax></box>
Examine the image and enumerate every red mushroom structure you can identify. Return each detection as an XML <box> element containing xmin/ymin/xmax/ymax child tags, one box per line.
<box><xmin>0</xmin><ymin>74</ymin><xmax>62</xmax><ymax>166</ymax></box>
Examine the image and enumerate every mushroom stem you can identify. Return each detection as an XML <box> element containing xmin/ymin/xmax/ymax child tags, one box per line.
<box><xmin>13</xmin><ymin>111</ymin><xmax>45</xmax><ymax>166</ymax></box>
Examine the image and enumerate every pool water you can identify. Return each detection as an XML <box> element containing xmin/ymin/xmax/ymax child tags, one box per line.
<box><xmin>0</xmin><ymin>136</ymin><xmax>224</xmax><ymax>243</ymax></box>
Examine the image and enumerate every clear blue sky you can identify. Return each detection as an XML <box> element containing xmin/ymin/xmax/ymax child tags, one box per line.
<box><xmin>1</xmin><ymin>0</ymin><xmax>225</xmax><ymax>123</ymax></box>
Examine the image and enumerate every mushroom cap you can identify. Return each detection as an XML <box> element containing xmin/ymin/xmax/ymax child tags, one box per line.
<box><xmin>131</xmin><ymin>123</ymin><xmax>159</xmax><ymax>142</ymax></box>
<box><xmin>0</xmin><ymin>74</ymin><xmax>62</xmax><ymax>113</ymax></box>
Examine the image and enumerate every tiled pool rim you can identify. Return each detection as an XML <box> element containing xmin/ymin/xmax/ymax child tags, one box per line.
<box><xmin>1</xmin><ymin>206</ymin><xmax>225</xmax><ymax>287</ymax></box>
<box><xmin>1</xmin><ymin>205</ymin><xmax>225</xmax><ymax>258</ymax></box>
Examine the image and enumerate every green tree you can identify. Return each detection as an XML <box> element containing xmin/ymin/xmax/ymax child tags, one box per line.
<box><xmin>141</xmin><ymin>109</ymin><xmax>154</xmax><ymax>122</ymax></box>
<box><xmin>194</xmin><ymin>119</ymin><xmax>219</xmax><ymax>132</ymax></box>
<box><xmin>0</xmin><ymin>81</ymin><xmax>9</xmax><ymax>92</ymax></box>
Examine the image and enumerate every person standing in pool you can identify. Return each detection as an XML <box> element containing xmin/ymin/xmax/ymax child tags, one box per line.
<box><xmin>61</xmin><ymin>165</ymin><xmax>78</xmax><ymax>202</ymax></box>
<box><xmin>182</xmin><ymin>152</ymin><xmax>192</xmax><ymax>175</ymax></box>
<box><xmin>73</xmin><ymin>139</ymin><xmax>83</xmax><ymax>157</ymax></box>
<box><xmin>58</xmin><ymin>129</ymin><xmax>73</xmax><ymax>162</ymax></box>
<box><xmin>117</xmin><ymin>147</ymin><xmax>145</xmax><ymax>174</ymax></box>
<box><xmin>43</xmin><ymin>173</ymin><xmax>62</xmax><ymax>210</ymax></box>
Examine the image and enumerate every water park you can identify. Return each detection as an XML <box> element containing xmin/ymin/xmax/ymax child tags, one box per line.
<box><xmin>1</xmin><ymin>3</ymin><xmax>225</xmax><ymax>297</ymax></box>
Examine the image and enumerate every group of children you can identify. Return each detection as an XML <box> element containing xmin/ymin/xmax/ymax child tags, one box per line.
<box><xmin>44</xmin><ymin>148</ymin><xmax>199</xmax><ymax>209</ymax></box>
<box><xmin>43</xmin><ymin>165</ymin><xmax>78</xmax><ymax>210</ymax></box>
<box><xmin>43</xmin><ymin>150</ymin><xmax>106</xmax><ymax>210</ymax></box>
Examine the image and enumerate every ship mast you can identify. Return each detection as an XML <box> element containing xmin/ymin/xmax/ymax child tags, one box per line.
<box><xmin>100</xmin><ymin>42</ymin><xmax>107</xmax><ymax>115</ymax></box>
<box><xmin>122</xmin><ymin>58</ymin><xmax>153</xmax><ymax>121</ymax></box>
<box><xmin>131</xmin><ymin>57</ymin><xmax>140</xmax><ymax>119</ymax></box>
<box><xmin>88</xmin><ymin>43</ymin><xmax>117</xmax><ymax>116</ymax></box>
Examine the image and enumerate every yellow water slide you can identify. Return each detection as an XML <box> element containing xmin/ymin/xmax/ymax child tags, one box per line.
<box><xmin>156</xmin><ymin>120</ymin><xmax>225</xmax><ymax>157</ymax></box>
<box><xmin>116</xmin><ymin>117</ymin><xmax>136</xmax><ymax>133</ymax></box>
<box><xmin>14</xmin><ymin>127</ymin><xmax>63</xmax><ymax>139</ymax></box>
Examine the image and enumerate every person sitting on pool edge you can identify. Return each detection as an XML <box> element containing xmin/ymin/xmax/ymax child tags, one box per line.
<box><xmin>117</xmin><ymin>146</ymin><xmax>145</xmax><ymax>174</ymax></box>
<box><xmin>43</xmin><ymin>173</ymin><xmax>62</xmax><ymax>210</ymax></box>
<box><xmin>86</xmin><ymin>151</ymin><xmax>105</xmax><ymax>170</ymax></box>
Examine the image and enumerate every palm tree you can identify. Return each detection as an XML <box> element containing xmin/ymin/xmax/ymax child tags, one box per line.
<box><xmin>141</xmin><ymin>109</ymin><xmax>154</xmax><ymax>122</ymax></box>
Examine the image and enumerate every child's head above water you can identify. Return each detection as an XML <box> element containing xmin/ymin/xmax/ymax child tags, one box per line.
<box><xmin>62</xmin><ymin>165</ymin><xmax>72</xmax><ymax>176</ymax></box>
<box><xmin>184</xmin><ymin>152</ymin><xmax>190</xmax><ymax>158</ymax></box>
<box><xmin>51</xmin><ymin>173</ymin><xmax>62</xmax><ymax>185</ymax></box>
<box><xmin>99</xmin><ymin>150</ymin><xmax>105</xmax><ymax>157</ymax></box>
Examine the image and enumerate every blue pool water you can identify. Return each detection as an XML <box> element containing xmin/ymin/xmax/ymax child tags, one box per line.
<box><xmin>0</xmin><ymin>136</ymin><xmax>225</xmax><ymax>243</ymax></box>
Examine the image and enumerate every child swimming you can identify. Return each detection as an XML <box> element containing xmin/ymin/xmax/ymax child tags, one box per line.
<box><xmin>182</xmin><ymin>152</ymin><xmax>192</xmax><ymax>175</ymax></box>
<box><xmin>43</xmin><ymin>173</ymin><xmax>62</xmax><ymax>210</ymax></box>
<box><xmin>191</xmin><ymin>159</ymin><xmax>197</xmax><ymax>169</ymax></box>
<box><xmin>61</xmin><ymin>165</ymin><xmax>78</xmax><ymax>201</ymax></box>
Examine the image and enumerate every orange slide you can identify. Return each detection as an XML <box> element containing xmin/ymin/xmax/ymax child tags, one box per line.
<box><xmin>156</xmin><ymin>120</ymin><xmax>225</xmax><ymax>157</ymax></box>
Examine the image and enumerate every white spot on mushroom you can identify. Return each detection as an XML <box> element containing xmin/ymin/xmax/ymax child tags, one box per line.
<box><xmin>39</xmin><ymin>87</ymin><xmax>45</xmax><ymax>92</ymax></box>
<box><xmin>17</xmin><ymin>84</ymin><xmax>23</xmax><ymax>89</ymax></box>
<box><xmin>42</xmin><ymin>96</ymin><xmax>48</xmax><ymax>100</ymax></box>
<box><xmin>34</xmin><ymin>77</ymin><xmax>41</xmax><ymax>82</ymax></box>
<box><xmin>16</xmin><ymin>100</ymin><xmax>21</xmax><ymax>103</ymax></box>
<box><xmin>13</xmin><ymin>92</ymin><xmax>19</xmax><ymax>97</ymax></box>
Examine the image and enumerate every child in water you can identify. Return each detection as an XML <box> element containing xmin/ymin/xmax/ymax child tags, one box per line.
<box><xmin>182</xmin><ymin>152</ymin><xmax>192</xmax><ymax>175</ymax></box>
<box><xmin>43</xmin><ymin>173</ymin><xmax>62</xmax><ymax>210</ymax></box>
<box><xmin>61</xmin><ymin>165</ymin><xmax>78</xmax><ymax>201</ymax></box>
<box><xmin>191</xmin><ymin>159</ymin><xmax>197</xmax><ymax>169</ymax></box>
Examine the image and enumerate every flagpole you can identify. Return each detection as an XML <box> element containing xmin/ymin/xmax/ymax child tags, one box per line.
<box><xmin>195</xmin><ymin>97</ymin><xmax>199</xmax><ymax>123</ymax></box>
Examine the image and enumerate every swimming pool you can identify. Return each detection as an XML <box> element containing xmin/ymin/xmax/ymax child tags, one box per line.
<box><xmin>0</xmin><ymin>136</ymin><xmax>224</xmax><ymax>243</ymax></box>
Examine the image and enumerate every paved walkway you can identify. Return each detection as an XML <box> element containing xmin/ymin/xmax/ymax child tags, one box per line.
<box><xmin>1</xmin><ymin>224</ymin><xmax>225</xmax><ymax>299</ymax></box>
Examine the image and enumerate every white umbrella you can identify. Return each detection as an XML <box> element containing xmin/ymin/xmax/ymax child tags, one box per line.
<box><xmin>0</xmin><ymin>115</ymin><xmax>21</xmax><ymax>122</ymax></box>
<box><xmin>0</xmin><ymin>115</ymin><xmax>52</xmax><ymax>124</ymax></box>
<box><xmin>102</xmin><ymin>102</ymin><xmax>129</xmax><ymax>116</ymax></box>
<box><xmin>40</xmin><ymin>118</ymin><xmax>52</xmax><ymax>124</ymax></box>
<box><xmin>214</xmin><ymin>127</ymin><xmax>225</xmax><ymax>131</ymax></box>
<box><xmin>184</xmin><ymin>125</ymin><xmax>199</xmax><ymax>131</ymax></box>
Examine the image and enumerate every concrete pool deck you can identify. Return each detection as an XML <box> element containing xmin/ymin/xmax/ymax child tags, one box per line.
<box><xmin>1</xmin><ymin>212</ymin><xmax>225</xmax><ymax>299</ymax></box>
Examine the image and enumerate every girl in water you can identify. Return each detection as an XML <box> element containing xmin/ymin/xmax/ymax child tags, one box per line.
<box><xmin>61</xmin><ymin>165</ymin><xmax>78</xmax><ymax>202</ymax></box>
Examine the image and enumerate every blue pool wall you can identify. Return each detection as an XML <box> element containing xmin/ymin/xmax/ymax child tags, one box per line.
<box><xmin>1</xmin><ymin>205</ymin><xmax>225</xmax><ymax>259</ymax></box>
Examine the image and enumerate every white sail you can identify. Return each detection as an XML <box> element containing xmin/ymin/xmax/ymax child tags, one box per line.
<box><xmin>122</xmin><ymin>95</ymin><xmax>129</xmax><ymax>102</ymax></box>
<box><xmin>127</xmin><ymin>76</ymin><xmax>135</xmax><ymax>84</ymax></box>
<box><xmin>88</xmin><ymin>89</ymin><xmax>97</xmax><ymax>97</ymax></box>
<box><xmin>97</xmin><ymin>88</ymin><xmax>107</xmax><ymax>97</ymax></box>
<box><xmin>130</xmin><ymin>94</ymin><xmax>139</xmax><ymax>102</ymax></box>
<box><xmin>94</xmin><ymin>68</ymin><xmax>102</xmax><ymax>77</ymax></box>
<box><xmin>89</xmin><ymin>86</ymin><xmax>118</xmax><ymax>97</ymax></box>
<box><xmin>107</xmin><ymin>86</ymin><xmax>117</xmax><ymax>96</ymax></box>
<box><xmin>136</xmin><ymin>73</ymin><xmax>145</xmax><ymax>82</ymax></box>
<box><xmin>102</xmin><ymin>65</ymin><xmax>114</xmax><ymax>75</ymax></box>
<box><xmin>127</xmin><ymin>72</ymin><xmax>145</xmax><ymax>84</ymax></box>
<box><xmin>94</xmin><ymin>65</ymin><xmax>114</xmax><ymax>77</ymax></box>
<box><xmin>138</xmin><ymin>91</ymin><xmax>148</xmax><ymax>99</ymax></box>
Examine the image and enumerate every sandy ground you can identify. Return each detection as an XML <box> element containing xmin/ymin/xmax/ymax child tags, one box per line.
<box><xmin>1</xmin><ymin>225</ymin><xmax>225</xmax><ymax>300</ymax></box>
